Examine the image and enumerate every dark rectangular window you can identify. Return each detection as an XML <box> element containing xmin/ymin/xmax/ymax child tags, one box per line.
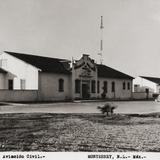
<box><xmin>127</xmin><ymin>82</ymin><xmax>130</xmax><ymax>90</ymax></box>
<box><xmin>112</xmin><ymin>82</ymin><xmax>115</xmax><ymax>92</ymax></box>
<box><xmin>123</xmin><ymin>82</ymin><xmax>126</xmax><ymax>90</ymax></box>
<box><xmin>75</xmin><ymin>79</ymin><xmax>80</xmax><ymax>93</ymax></box>
<box><xmin>91</xmin><ymin>80</ymin><xmax>96</xmax><ymax>93</ymax></box>
<box><xmin>8</xmin><ymin>79</ymin><xmax>13</xmax><ymax>90</ymax></box>
<box><xmin>104</xmin><ymin>81</ymin><xmax>107</xmax><ymax>93</ymax></box>
<box><xmin>145</xmin><ymin>88</ymin><xmax>149</xmax><ymax>93</ymax></box>
<box><xmin>97</xmin><ymin>81</ymin><xmax>100</xmax><ymax>93</ymax></box>
<box><xmin>59</xmin><ymin>79</ymin><xmax>64</xmax><ymax>92</ymax></box>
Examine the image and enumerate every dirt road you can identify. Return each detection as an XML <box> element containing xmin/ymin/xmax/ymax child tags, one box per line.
<box><xmin>0</xmin><ymin>113</ymin><xmax>160</xmax><ymax>151</ymax></box>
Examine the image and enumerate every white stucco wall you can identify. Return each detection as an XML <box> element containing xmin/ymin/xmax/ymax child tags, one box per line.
<box><xmin>0</xmin><ymin>52</ymin><xmax>39</xmax><ymax>90</ymax></box>
<box><xmin>133</xmin><ymin>77</ymin><xmax>157</xmax><ymax>93</ymax></box>
<box><xmin>0</xmin><ymin>73</ymin><xmax>6</xmax><ymax>89</ymax></box>
<box><xmin>97</xmin><ymin>78</ymin><xmax>132</xmax><ymax>99</ymax></box>
<box><xmin>38</xmin><ymin>72</ymin><xmax>72</xmax><ymax>101</ymax></box>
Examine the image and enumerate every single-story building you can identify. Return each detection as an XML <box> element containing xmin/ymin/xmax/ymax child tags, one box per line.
<box><xmin>0</xmin><ymin>51</ymin><xmax>134</xmax><ymax>101</ymax></box>
<box><xmin>133</xmin><ymin>76</ymin><xmax>160</xmax><ymax>99</ymax></box>
<box><xmin>133</xmin><ymin>76</ymin><xmax>160</xmax><ymax>93</ymax></box>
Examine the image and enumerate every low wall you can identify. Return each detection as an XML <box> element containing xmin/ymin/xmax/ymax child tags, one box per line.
<box><xmin>0</xmin><ymin>90</ymin><xmax>155</xmax><ymax>102</ymax></box>
<box><xmin>0</xmin><ymin>90</ymin><xmax>38</xmax><ymax>102</ymax></box>
<box><xmin>132</xmin><ymin>92</ymin><xmax>153</xmax><ymax>100</ymax></box>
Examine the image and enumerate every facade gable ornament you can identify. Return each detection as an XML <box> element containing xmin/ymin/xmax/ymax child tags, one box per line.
<box><xmin>74</xmin><ymin>62</ymin><xmax>85</xmax><ymax>69</ymax></box>
<box><xmin>79</xmin><ymin>66</ymin><xmax>92</xmax><ymax>78</ymax></box>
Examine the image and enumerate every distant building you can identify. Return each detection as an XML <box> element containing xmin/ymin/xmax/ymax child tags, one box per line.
<box><xmin>0</xmin><ymin>51</ymin><xmax>134</xmax><ymax>101</ymax></box>
<box><xmin>132</xmin><ymin>76</ymin><xmax>160</xmax><ymax>100</ymax></box>
<box><xmin>133</xmin><ymin>76</ymin><xmax>160</xmax><ymax>93</ymax></box>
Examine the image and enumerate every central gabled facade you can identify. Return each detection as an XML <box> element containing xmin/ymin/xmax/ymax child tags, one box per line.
<box><xmin>72</xmin><ymin>54</ymin><xmax>134</xmax><ymax>100</ymax></box>
<box><xmin>72</xmin><ymin>54</ymin><xmax>98</xmax><ymax>99</ymax></box>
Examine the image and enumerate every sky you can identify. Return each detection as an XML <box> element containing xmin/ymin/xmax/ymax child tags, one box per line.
<box><xmin>0</xmin><ymin>0</ymin><xmax>160</xmax><ymax>77</ymax></box>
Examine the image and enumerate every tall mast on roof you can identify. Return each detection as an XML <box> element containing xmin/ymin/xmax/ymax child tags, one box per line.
<box><xmin>98</xmin><ymin>16</ymin><xmax>104</xmax><ymax>64</ymax></box>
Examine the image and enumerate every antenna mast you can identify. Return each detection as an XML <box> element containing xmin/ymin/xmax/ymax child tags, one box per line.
<box><xmin>98</xmin><ymin>16</ymin><xmax>104</xmax><ymax>64</ymax></box>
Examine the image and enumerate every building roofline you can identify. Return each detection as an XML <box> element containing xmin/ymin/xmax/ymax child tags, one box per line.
<box><xmin>4</xmin><ymin>51</ymin><xmax>71</xmax><ymax>62</ymax></box>
<box><xmin>4</xmin><ymin>51</ymin><xmax>71</xmax><ymax>74</ymax></box>
<box><xmin>4</xmin><ymin>51</ymin><xmax>42</xmax><ymax>71</ymax></box>
<box><xmin>140</xmin><ymin>76</ymin><xmax>160</xmax><ymax>84</ymax></box>
<box><xmin>97</xmin><ymin>64</ymin><xmax>134</xmax><ymax>79</ymax></box>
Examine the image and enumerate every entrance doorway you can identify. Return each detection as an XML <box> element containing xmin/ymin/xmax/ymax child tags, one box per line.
<box><xmin>8</xmin><ymin>79</ymin><xmax>13</xmax><ymax>90</ymax></box>
<box><xmin>82</xmin><ymin>83</ymin><xmax>90</xmax><ymax>99</ymax></box>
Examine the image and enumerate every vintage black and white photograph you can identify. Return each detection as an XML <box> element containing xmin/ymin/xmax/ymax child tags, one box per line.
<box><xmin>0</xmin><ymin>0</ymin><xmax>160</xmax><ymax>154</ymax></box>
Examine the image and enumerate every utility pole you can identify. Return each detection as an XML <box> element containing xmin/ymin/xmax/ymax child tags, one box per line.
<box><xmin>98</xmin><ymin>16</ymin><xmax>104</xmax><ymax>64</ymax></box>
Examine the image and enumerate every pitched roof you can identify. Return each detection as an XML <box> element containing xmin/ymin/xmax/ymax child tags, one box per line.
<box><xmin>5</xmin><ymin>51</ymin><xmax>71</xmax><ymax>74</ymax></box>
<box><xmin>0</xmin><ymin>68</ymin><xmax>7</xmax><ymax>74</ymax></box>
<box><xmin>97</xmin><ymin>64</ymin><xmax>134</xmax><ymax>79</ymax></box>
<box><xmin>140</xmin><ymin>76</ymin><xmax>160</xmax><ymax>84</ymax></box>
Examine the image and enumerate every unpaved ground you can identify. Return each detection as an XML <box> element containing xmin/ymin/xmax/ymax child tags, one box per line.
<box><xmin>0</xmin><ymin>113</ymin><xmax>160</xmax><ymax>152</ymax></box>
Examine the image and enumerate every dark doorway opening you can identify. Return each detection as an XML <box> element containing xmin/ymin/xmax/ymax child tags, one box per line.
<box><xmin>8</xmin><ymin>79</ymin><xmax>13</xmax><ymax>90</ymax></box>
<box><xmin>145</xmin><ymin>88</ymin><xmax>149</xmax><ymax>99</ymax></box>
<box><xmin>82</xmin><ymin>83</ymin><xmax>90</xmax><ymax>99</ymax></box>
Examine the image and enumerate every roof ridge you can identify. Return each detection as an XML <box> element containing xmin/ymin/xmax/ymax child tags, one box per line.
<box><xmin>140</xmin><ymin>76</ymin><xmax>160</xmax><ymax>79</ymax></box>
<box><xmin>140</xmin><ymin>76</ymin><xmax>160</xmax><ymax>84</ymax></box>
<box><xmin>4</xmin><ymin>51</ymin><xmax>70</xmax><ymax>62</ymax></box>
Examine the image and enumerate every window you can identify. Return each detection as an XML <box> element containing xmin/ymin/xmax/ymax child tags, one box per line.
<box><xmin>145</xmin><ymin>88</ymin><xmax>149</xmax><ymax>93</ymax></box>
<box><xmin>97</xmin><ymin>81</ymin><xmax>100</xmax><ymax>93</ymax></box>
<box><xmin>8</xmin><ymin>79</ymin><xmax>13</xmax><ymax>90</ymax></box>
<box><xmin>127</xmin><ymin>82</ymin><xmax>130</xmax><ymax>90</ymax></box>
<box><xmin>91</xmin><ymin>80</ymin><xmax>96</xmax><ymax>93</ymax></box>
<box><xmin>20</xmin><ymin>79</ymin><xmax>26</xmax><ymax>90</ymax></box>
<box><xmin>75</xmin><ymin>79</ymin><xmax>80</xmax><ymax>93</ymax></box>
<box><xmin>123</xmin><ymin>82</ymin><xmax>126</xmax><ymax>90</ymax></box>
<box><xmin>103</xmin><ymin>81</ymin><xmax>107</xmax><ymax>93</ymax></box>
<box><xmin>59</xmin><ymin>79</ymin><xmax>64</xmax><ymax>92</ymax></box>
<box><xmin>111</xmin><ymin>82</ymin><xmax>115</xmax><ymax>92</ymax></box>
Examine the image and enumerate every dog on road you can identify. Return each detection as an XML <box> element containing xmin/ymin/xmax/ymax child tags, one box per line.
<box><xmin>97</xmin><ymin>103</ymin><xmax>118</xmax><ymax>116</ymax></box>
